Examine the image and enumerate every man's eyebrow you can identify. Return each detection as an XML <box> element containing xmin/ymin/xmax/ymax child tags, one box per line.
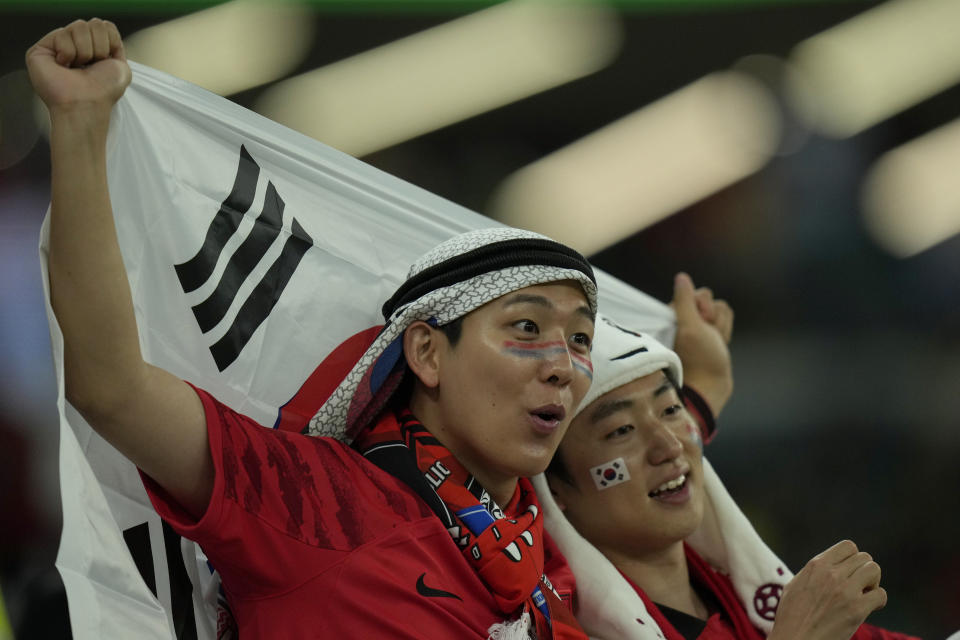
<box><xmin>653</xmin><ymin>376</ymin><xmax>675</xmax><ymax>397</ymax></box>
<box><xmin>502</xmin><ymin>293</ymin><xmax>595</xmax><ymax>323</ymax></box>
<box><xmin>589</xmin><ymin>375</ymin><xmax>673</xmax><ymax>424</ymax></box>
<box><xmin>589</xmin><ymin>398</ymin><xmax>634</xmax><ymax>424</ymax></box>
<box><xmin>502</xmin><ymin>293</ymin><xmax>553</xmax><ymax>309</ymax></box>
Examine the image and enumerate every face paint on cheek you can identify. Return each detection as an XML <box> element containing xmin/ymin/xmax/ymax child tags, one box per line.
<box><xmin>687</xmin><ymin>423</ymin><xmax>704</xmax><ymax>454</ymax></box>
<box><xmin>589</xmin><ymin>457</ymin><xmax>632</xmax><ymax>491</ymax></box>
<box><xmin>503</xmin><ymin>340</ymin><xmax>567</xmax><ymax>359</ymax></box>
<box><xmin>570</xmin><ymin>352</ymin><xmax>593</xmax><ymax>381</ymax></box>
<box><xmin>502</xmin><ymin>340</ymin><xmax>592</xmax><ymax>379</ymax></box>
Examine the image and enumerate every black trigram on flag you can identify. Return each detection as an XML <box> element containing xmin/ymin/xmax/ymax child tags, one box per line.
<box><xmin>174</xmin><ymin>145</ymin><xmax>313</xmax><ymax>371</ymax></box>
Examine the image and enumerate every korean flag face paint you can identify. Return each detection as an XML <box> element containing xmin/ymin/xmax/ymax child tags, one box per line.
<box><xmin>590</xmin><ymin>457</ymin><xmax>632</xmax><ymax>491</ymax></box>
<box><xmin>686</xmin><ymin>422</ymin><xmax>703</xmax><ymax>455</ymax></box>
<box><xmin>503</xmin><ymin>340</ymin><xmax>594</xmax><ymax>380</ymax></box>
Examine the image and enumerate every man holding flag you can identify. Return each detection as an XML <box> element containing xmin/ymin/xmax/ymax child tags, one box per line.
<box><xmin>29</xmin><ymin>17</ymin><xmax>601</xmax><ymax>639</ymax></box>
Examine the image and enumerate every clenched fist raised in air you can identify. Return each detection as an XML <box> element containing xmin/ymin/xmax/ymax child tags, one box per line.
<box><xmin>27</xmin><ymin>18</ymin><xmax>131</xmax><ymax>122</ymax></box>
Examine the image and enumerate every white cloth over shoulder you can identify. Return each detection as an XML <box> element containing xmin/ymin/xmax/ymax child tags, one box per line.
<box><xmin>41</xmin><ymin>62</ymin><xmax>674</xmax><ymax>640</ymax></box>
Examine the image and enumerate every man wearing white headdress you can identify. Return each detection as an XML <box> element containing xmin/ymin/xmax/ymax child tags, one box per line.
<box><xmin>29</xmin><ymin>18</ymin><xmax>602</xmax><ymax>640</ymax></box>
<box><xmin>537</xmin><ymin>275</ymin><xmax>920</xmax><ymax>640</ymax></box>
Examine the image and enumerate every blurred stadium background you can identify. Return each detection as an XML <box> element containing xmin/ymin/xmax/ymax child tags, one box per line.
<box><xmin>1</xmin><ymin>0</ymin><xmax>958</xmax><ymax>637</ymax></box>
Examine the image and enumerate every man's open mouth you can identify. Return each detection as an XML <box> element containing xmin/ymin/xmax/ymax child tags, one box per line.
<box><xmin>648</xmin><ymin>473</ymin><xmax>687</xmax><ymax>498</ymax></box>
<box><xmin>531</xmin><ymin>405</ymin><xmax>565</xmax><ymax>423</ymax></box>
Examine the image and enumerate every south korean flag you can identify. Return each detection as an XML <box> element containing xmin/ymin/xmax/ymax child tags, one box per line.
<box><xmin>591</xmin><ymin>457</ymin><xmax>631</xmax><ymax>491</ymax></box>
<box><xmin>43</xmin><ymin>60</ymin><xmax>675</xmax><ymax>640</ymax></box>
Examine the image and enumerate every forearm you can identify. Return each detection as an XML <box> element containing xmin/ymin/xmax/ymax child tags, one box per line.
<box><xmin>34</xmin><ymin>17</ymin><xmax>213</xmax><ymax>519</ymax></box>
<box><xmin>681</xmin><ymin>385</ymin><xmax>718</xmax><ymax>443</ymax></box>
<box><xmin>48</xmin><ymin>106</ymin><xmax>148</xmax><ymax>414</ymax></box>
<box><xmin>681</xmin><ymin>372</ymin><xmax>732</xmax><ymax>417</ymax></box>
<box><xmin>47</xmin><ymin>107</ymin><xmax>213</xmax><ymax>514</ymax></box>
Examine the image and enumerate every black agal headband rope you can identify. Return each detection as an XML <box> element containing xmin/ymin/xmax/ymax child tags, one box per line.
<box><xmin>380</xmin><ymin>238</ymin><xmax>597</xmax><ymax>322</ymax></box>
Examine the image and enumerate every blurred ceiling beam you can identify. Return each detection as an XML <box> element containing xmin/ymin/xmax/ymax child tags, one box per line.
<box><xmin>124</xmin><ymin>0</ymin><xmax>315</xmax><ymax>96</ymax></box>
<box><xmin>489</xmin><ymin>71</ymin><xmax>781</xmax><ymax>256</ymax></box>
<box><xmin>862</xmin><ymin>116</ymin><xmax>960</xmax><ymax>257</ymax></box>
<box><xmin>787</xmin><ymin>0</ymin><xmax>960</xmax><ymax>138</ymax></box>
<box><xmin>253</xmin><ymin>0</ymin><xmax>623</xmax><ymax>157</ymax></box>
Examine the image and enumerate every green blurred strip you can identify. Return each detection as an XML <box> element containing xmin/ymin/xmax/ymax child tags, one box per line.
<box><xmin>0</xmin><ymin>0</ymin><xmax>873</xmax><ymax>15</ymax></box>
<box><xmin>0</xmin><ymin>584</ymin><xmax>12</xmax><ymax>640</ymax></box>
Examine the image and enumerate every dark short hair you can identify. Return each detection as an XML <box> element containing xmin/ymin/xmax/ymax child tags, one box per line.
<box><xmin>437</xmin><ymin>316</ymin><xmax>464</xmax><ymax>346</ymax></box>
<box><xmin>390</xmin><ymin>316</ymin><xmax>465</xmax><ymax>409</ymax></box>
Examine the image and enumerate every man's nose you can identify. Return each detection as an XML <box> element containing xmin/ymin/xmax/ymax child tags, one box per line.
<box><xmin>541</xmin><ymin>339</ymin><xmax>575</xmax><ymax>386</ymax></box>
<box><xmin>647</xmin><ymin>422</ymin><xmax>684</xmax><ymax>465</ymax></box>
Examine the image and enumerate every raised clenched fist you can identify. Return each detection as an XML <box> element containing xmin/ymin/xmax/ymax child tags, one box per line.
<box><xmin>26</xmin><ymin>18</ymin><xmax>131</xmax><ymax>117</ymax></box>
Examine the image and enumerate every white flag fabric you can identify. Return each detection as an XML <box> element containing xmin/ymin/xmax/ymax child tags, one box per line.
<box><xmin>40</xmin><ymin>61</ymin><xmax>675</xmax><ymax>640</ymax></box>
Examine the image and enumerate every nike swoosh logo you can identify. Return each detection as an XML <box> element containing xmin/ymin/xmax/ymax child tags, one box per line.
<box><xmin>416</xmin><ymin>573</ymin><xmax>462</xmax><ymax>600</ymax></box>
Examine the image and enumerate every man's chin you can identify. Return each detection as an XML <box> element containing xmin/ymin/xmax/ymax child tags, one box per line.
<box><xmin>497</xmin><ymin>459</ymin><xmax>553</xmax><ymax>487</ymax></box>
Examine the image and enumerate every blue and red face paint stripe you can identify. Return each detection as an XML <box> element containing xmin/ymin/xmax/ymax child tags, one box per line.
<box><xmin>502</xmin><ymin>341</ymin><xmax>593</xmax><ymax>380</ymax></box>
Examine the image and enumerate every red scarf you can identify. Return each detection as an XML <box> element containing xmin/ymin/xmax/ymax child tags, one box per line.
<box><xmin>685</xmin><ymin>544</ymin><xmax>766</xmax><ymax>640</ymax></box>
<box><xmin>356</xmin><ymin>408</ymin><xmax>587</xmax><ymax>640</ymax></box>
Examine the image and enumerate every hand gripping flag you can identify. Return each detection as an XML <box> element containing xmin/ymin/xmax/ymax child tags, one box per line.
<box><xmin>39</xmin><ymin>62</ymin><xmax>676</xmax><ymax>640</ymax></box>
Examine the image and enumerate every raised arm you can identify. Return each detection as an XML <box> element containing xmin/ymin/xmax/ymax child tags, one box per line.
<box><xmin>28</xmin><ymin>19</ymin><xmax>212</xmax><ymax>517</ymax></box>
<box><xmin>670</xmin><ymin>272</ymin><xmax>734</xmax><ymax>417</ymax></box>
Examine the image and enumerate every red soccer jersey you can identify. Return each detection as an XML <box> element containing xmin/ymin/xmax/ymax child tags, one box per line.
<box><xmin>142</xmin><ymin>387</ymin><xmax>577</xmax><ymax>638</ymax></box>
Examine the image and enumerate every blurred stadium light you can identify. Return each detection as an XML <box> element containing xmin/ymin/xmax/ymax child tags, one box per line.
<box><xmin>489</xmin><ymin>71</ymin><xmax>781</xmax><ymax>255</ymax></box>
<box><xmin>787</xmin><ymin>0</ymin><xmax>960</xmax><ymax>138</ymax></box>
<box><xmin>253</xmin><ymin>0</ymin><xmax>623</xmax><ymax>157</ymax></box>
<box><xmin>123</xmin><ymin>0</ymin><xmax>314</xmax><ymax>96</ymax></box>
<box><xmin>862</xmin><ymin>116</ymin><xmax>960</xmax><ymax>257</ymax></box>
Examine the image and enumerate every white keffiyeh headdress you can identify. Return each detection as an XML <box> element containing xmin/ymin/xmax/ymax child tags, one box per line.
<box><xmin>307</xmin><ymin>227</ymin><xmax>598</xmax><ymax>442</ymax></box>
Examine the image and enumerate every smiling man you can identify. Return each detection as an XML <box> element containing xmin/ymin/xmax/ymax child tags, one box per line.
<box><xmin>540</xmin><ymin>292</ymin><xmax>920</xmax><ymax>640</ymax></box>
<box><xmin>29</xmin><ymin>18</ymin><xmax>598</xmax><ymax>639</ymax></box>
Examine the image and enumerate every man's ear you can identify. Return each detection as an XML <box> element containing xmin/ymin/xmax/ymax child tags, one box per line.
<box><xmin>403</xmin><ymin>321</ymin><xmax>442</xmax><ymax>389</ymax></box>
